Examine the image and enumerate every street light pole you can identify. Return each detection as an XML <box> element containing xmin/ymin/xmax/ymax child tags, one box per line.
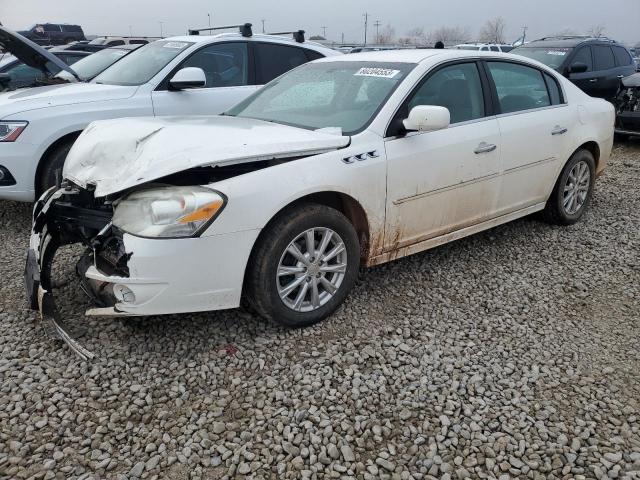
<box><xmin>363</xmin><ymin>12</ymin><xmax>369</xmax><ymax>46</ymax></box>
<box><xmin>208</xmin><ymin>14</ymin><xmax>211</xmax><ymax>27</ymax></box>
<box><xmin>159</xmin><ymin>21</ymin><xmax>164</xmax><ymax>38</ymax></box>
<box><xmin>374</xmin><ymin>20</ymin><xmax>381</xmax><ymax>44</ymax></box>
<box><xmin>322</xmin><ymin>26</ymin><xmax>327</xmax><ymax>38</ymax></box>
<box><xmin>261</xmin><ymin>19</ymin><xmax>266</xmax><ymax>33</ymax></box>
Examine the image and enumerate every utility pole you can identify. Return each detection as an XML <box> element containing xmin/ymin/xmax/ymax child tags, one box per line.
<box><xmin>322</xmin><ymin>26</ymin><xmax>327</xmax><ymax>38</ymax></box>
<box><xmin>521</xmin><ymin>25</ymin><xmax>527</xmax><ymax>44</ymax></box>
<box><xmin>341</xmin><ymin>32</ymin><xmax>345</xmax><ymax>45</ymax></box>
<box><xmin>261</xmin><ymin>19</ymin><xmax>266</xmax><ymax>33</ymax></box>
<box><xmin>159</xmin><ymin>21</ymin><xmax>164</xmax><ymax>38</ymax></box>
<box><xmin>374</xmin><ymin>20</ymin><xmax>381</xmax><ymax>44</ymax></box>
<box><xmin>128</xmin><ymin>25</ymin><xmax>132</xmax><ymax>37</ymax></box>
<box><xmin>207</xmin><ymin>13</ymin><xmax>211</xmax><ymax>27</ymax></box>
<box><xmin>363</xmin><ymin>12</ymin><xmax>369</xmax><ymax>46</ymax></box>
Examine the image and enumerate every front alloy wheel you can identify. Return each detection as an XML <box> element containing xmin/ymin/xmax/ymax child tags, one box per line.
<box><xmin>277</xmin><ymin>227</ymin><xmax>347</xmax><ymax>312</ymax></box>
<box><xmin>246</xmin><ymin>204</ymin><xmax>360</xmax><ymax>327</ymax></box>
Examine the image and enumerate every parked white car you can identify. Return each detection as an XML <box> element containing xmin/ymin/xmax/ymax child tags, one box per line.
<box><xmin>26</xmin><ymin>50</ymin><xmax>614</xmax><ymax>358</ymax></box>
<box><xmin>0</xmin><ymin>27</ymin><xmax>338</xmax><ymax>201</ymax></box>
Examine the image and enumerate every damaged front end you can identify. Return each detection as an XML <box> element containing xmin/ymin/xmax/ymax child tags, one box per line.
<box><xmin>25</xmin><ymin>184</ymin><xmax>129</xmax><ymax>359</ymax></box>
<box><xmin>615</xmin><ymin>73</ymin><xmax>640</xmax><ymax>137</ymax></box>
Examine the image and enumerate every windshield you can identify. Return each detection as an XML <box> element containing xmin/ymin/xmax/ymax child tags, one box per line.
<box><xmin>511</xmin><ymin>47</ymin><xmax>572</xmax><ymax>69</ymax></box>
<box><xmin>56</xmin><ymin>48</ymin><xmax>130</xmax><ymax>81</ymax></box>
<box><xmin>228</xmin><ymin>61</ymin><xmax>414</xmax><ymax>135</ymax></box>
<box><xmin>93</xmin><ymin>40</ymin><xmax>193</xmax><ymax>86</ymax></box>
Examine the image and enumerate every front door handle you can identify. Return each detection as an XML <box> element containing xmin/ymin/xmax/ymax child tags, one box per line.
<box><xmin>551</xmin><ymin>126</ymin><xmax>568</xmax><ymax>135</ymax></box>
<box><xmin>617</xmin><ymin>74</ymin><xmax>624</xmax><ymax>79</ymax></box>
<box><xmin>589</xmin><ymin>78</ymin><xmax>598</xmax><ymax>83</ymax></box>
<box><xmin>474</xmin><ymin>142</ymin><xmax>497</xmax><ymax>154</ymax></box>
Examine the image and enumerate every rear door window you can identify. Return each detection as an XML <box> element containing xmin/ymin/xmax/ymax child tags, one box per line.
<box><xmin>254</xmin><ymin>43</ymin><xmax>311</xmax><ymax>84</ymax></box>
<box><xmin>593</xmin><ymin>45</ymin><xmax>616</xmax><ymax>70</ymax></box>
<box><xmin>487</xmin><ymin>61</ymin><xmax>551</xmax><ymax>113</ymax></box>
<box><xmin>43</xmin><ymin>24</ymin><xmax>61</xmax><ymax>32</ymax></box>
<box><xmin>612</xmin><ymin>46</ymin><xmax>632</xmax><ymax>66</ymax></box>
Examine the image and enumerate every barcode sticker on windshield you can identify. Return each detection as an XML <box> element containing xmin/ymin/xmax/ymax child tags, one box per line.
<box><xmin>163</xmin><ymin>42</ymin><xmax>189</xmax><ymax>49</ymax></box>
<box><xmin>547</xmin><ymin>51</ymin><xmax>567</xmax><ymax>56</ymax></box>
<box><xmin>355</xmin><ymin>67</ymin><xmax>400</xmax><ymax>78</ymax></box>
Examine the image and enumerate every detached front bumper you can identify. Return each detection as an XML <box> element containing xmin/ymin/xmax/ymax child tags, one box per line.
<box><xmin>25</xmin><ymin>186</ymin><xmax>260</xmax><ymax>358</ymax></box>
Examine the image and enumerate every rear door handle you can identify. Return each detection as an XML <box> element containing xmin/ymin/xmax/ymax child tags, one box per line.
<box><xmin>589</xmin><ymin>78</ymin><xmax>598</xmax><ymax>83</ymax></box>
<box><xmin>551</xmin><ymin>126</ymin><xmax>568</xmax><ymax>135</ymax></box>
<box><xmin>474</xmin><ymin>142</ymin><xmax>497</xmax><ymax>154</ymax></box>
<box><xmin>617</xmin><ymin>74</ymin><xmax>624</xmax><ymax>79</ymax></box>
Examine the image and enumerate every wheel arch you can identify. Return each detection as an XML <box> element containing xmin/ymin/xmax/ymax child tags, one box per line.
<box><xmin>34</xmin><ymin>130</ymin><xmax>83</xmax><ymax>194</ymax></box>
<box><xmin>576</xmin><ymin>140</ymin><xmax>600</xmax><ymax>170</ymax></box>
<box><xmin>254</xmin><ymin>191</ymin><xmax>371</xmax><ymax>264</ymax></box>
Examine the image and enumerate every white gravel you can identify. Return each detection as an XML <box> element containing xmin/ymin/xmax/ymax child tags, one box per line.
<box><xmin>1</xmin><ymin>141</ymin><xmax>639</xmax><ymax>479</ymax></box>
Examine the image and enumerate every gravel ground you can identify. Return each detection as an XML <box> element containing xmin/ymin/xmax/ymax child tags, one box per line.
<box><xmin>1</xmin><ymin>141</ymin><xmax>639</xmax><ymax>480</ymax></box>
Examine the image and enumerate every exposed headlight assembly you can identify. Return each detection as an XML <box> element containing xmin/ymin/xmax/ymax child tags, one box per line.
<box><xmin>112</xmin><ymin>186</ymin><xmax>226</xmax><ymax>238</ymax></box>
<box><xmin>0</xmin><ymin>121</ymin><xmax>28</xmax><ymax>142</ymax></box>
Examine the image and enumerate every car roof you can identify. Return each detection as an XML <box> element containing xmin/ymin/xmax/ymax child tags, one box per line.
<box><xmin>518</xmin><ymin>38</ymin><xmax>623</xmax><ymax>49</ymax></box>
<box><xmin>314</xmin><ymin>48</ymin><xmax>524</xmax><ymax>64</ymax></box>
<box><xmin>163</xmin><ymin>32</ymin><xmax>338</xmax><ymax>55</ymax></box>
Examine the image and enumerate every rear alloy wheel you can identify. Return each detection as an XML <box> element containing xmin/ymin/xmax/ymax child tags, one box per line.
<box><xmin>542</xmin><ymin>149</ymin><xmax>595</xmax><ymax>225</ymax></box>
<box><xmin>246</xmin><ymin>204</ymin><xmax>360</xmax><ymax>327</ymax></box>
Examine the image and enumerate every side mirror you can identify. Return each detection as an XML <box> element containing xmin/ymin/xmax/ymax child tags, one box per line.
<box><xmin>403</xmin><ymin>105</ymin><xmax>450</xmax><ymax>132</ymax></box>
<box><xmin>169</xmin><ymin>67</ymin><xmax>206</xmax><ymax>90</ymax></box>
<box><xmin>568</xmin><ymin>62</ymin><xmax>588</xmax><ymax>74</ymax></box>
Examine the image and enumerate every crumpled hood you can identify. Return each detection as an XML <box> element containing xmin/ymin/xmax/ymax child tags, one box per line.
<box><xmin>64</xmin><ymin>115</ymin><xmax>350</xmax><ymax>197</ymax></box>
<box><xmin>0</xmin><ymin>82</ymin><xmax>137</xmax><ymax>117</ymax></box>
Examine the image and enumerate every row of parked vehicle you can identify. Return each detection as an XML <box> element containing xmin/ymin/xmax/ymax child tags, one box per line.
<box><xmin>0</xmin><ymin>23</ymin><xmax>629</xmax><ymax>356</ymax></box>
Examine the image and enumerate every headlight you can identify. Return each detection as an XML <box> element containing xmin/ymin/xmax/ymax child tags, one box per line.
<box><xmin>112</xmin><ymin>186</ymin><xmax>226</xmax><ymax>238</ymax></box>
<box><xmin>0</xmin><ymin>121</ymin><xmax>28</xmax><ymax>142</ymax></box>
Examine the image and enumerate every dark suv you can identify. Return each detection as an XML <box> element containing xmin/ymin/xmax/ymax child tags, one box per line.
<box><xmin>511</xmin><ymin>36</ymin><xmax>636</xmax><ymax>100</ymax></box>
<box><xmin>17</xmin><ymin>23</ymin><xmax>85</xmax><ymax>46</ymax></box>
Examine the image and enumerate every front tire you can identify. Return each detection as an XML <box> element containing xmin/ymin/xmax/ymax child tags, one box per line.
<box><xmin>542</xmin><ymin>149</ymin><xmax>595</xmax><ymax>225</ymax></box>
<box><xmin>37</xmin><ymin>141</ymin><xmax>73</xmax><ymax>197</ymax></box>
<box><xmin>246</xmin><ymin>204</ymin><xmax>360</xmax><ymax>327</ymax></box>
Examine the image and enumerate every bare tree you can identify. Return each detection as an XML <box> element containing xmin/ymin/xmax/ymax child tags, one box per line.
<box><xmin>587</xmin><ymin>24</ymin><xmax>606</xmax><ymax>37</ymax></box>
<box><xmin>404</xmin><ymin>27</ymin><xmax>427</xmax><ymax>45</ymax></box>
<box><xmin>377</xmin><ymin>24</ymin><xmax>396</xmax><ymax>44</ymax></box>
<box><xmin>426</xmin><ymin>25</ymin><xmax>472</xmax><ymax>46</ymax></box>
<box><xmin>479</xmin><ymin>17</ymin><xmax>506</xmax><ymax>44</ymax></box>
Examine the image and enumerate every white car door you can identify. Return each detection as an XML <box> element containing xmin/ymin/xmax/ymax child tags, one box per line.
<box><xmin>151</xmin><ymin>42</ymin><xmax>259</xmax><ymax>116</ymax></box>
<box><xmin>485</xmin><ymin>61</ymin><xmax>575</xmax><ymax>213</ymax></box>
<box><xmin>384</xmin><ymin>61</ymin><xmax>502</xmax><ymax>251</ymax></box>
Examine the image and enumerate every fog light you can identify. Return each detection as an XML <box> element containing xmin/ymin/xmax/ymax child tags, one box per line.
<box><xmin>0</xmin><ymin>166</ymin><xmax>16</xmax><ymax>186</ymax></box>
<box><xmin>113</xmin><ymin>284</ymin><xmax>135</xmax><ymax>303</ymax></box>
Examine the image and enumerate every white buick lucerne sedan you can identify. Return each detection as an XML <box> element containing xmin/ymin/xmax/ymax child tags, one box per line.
<box><xmin>26</xmin><ymin>49</ymin><xmax>614</xmax><ymax>357</ymax></box>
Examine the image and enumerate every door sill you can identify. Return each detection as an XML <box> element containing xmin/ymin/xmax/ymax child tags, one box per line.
<box><xmin>368</xmin><ymin>203</ymin><xmax>545</xmax><ymax>267</ymax></box>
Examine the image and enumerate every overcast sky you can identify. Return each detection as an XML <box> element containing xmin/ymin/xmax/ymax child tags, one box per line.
<box><xmin>1</xmin><ymin>0</ymin><xmax>639</xmax><ymax>45</ymax></box>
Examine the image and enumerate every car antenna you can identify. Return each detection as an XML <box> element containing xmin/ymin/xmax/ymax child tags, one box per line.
<box><xmin>268</xmin><ymin>30</ymin><xmax>306</xmax><ymax>43</ymax></box>
<box><xmin>188</xmin><ymin>23</ymin><xmax>253</xmax><ymax>38</ymax></box>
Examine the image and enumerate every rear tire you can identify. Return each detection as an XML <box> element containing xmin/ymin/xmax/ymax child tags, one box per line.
<box><xmin>542</xmin><ymin>149</ymin><xmax>595</xmax><ymax>225</ymax></box>
<box><xmin>37</xmin><ymin>141</ymin><xmax>73</xmax><ymax>197</ymax></box>
<box><xmin>245</xmin><ymin>204</ymin><xmax>360</xmax><ymax>328</ymax></box>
